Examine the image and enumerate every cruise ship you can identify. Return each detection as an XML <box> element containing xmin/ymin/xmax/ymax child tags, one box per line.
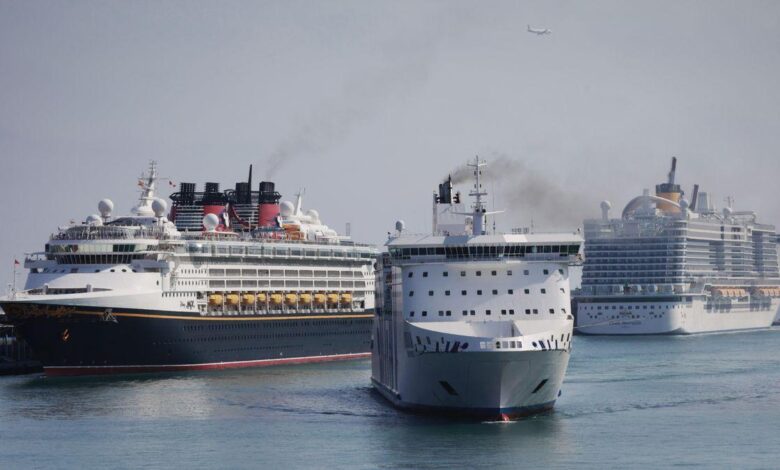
<box><xmin>371</xmin><ymin>158</ymin><xmax>582</xmax><ymax>420</ymax></box>
<box><xmin>575</xmin><ymin>158</ymin><xmax>780</xmax><ymax>335</ymax></box>
<box><xmin>0</xmin><ymin>163</ymin><xmax>377</xmax><ymax>376</ymax></box>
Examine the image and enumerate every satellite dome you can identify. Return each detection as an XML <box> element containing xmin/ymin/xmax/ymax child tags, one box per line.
<box><xmin>306</xmin><ymin>209</ymin><xmax>320</xmax><ymax>221</ymax></box>
<box><xmin>151</xmin><ymin>198</ymin><xmax>168</xmax><ymax>218</ymax></box>
<box><xmin>86</xmin><ymin>214</ymin><xmax>103</xmax><ymax>226</ymax></box>
<box><xmin>202</xmin><ymin>213</ymin><xmax>220</xmax><ymax>231</ymax></box>
<box><xmin>279</xmin><ymin>201</ymin><xmax>295</xmax><ymax>217</ymax></box>
<box><xmin>600</xmin><ymin>200</ymin><xmax>612</xmax><ymax>211</ymax></box>
<box><xmin>98</xmin><ymin>199</ymin><xmax>114</xmax><ymax>218</ymax></box>
<box><xmin>395</xmin><ymin>220</ymin><xmax>405</xmax><ymax>232</ymax></box>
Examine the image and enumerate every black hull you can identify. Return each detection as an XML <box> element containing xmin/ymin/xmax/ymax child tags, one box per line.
<box><xmin>0</xmin><ymin>302</ymin><xmax>372</xmax><ymax>376</ymax></box>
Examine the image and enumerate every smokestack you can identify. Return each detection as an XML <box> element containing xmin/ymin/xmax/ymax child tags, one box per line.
<box><xmin>258</xmin><ymin>181</ymin><xmax>281</xmax><ymax>227</ymax></box>
<box><xmin>668</xmin><ymin>156</ymin><xmax>677</xmax><ymax>185</ymax></box>
<box><xmin>690</xmin><ymin>184</ymin><xmax>699</xmax><ymax>211</ymax></box>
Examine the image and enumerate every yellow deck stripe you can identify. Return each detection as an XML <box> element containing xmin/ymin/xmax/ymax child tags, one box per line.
<box><xmin>69</xmin><ymin>310</ymin><xmax>374</xmax><ymax>322</ymax></box>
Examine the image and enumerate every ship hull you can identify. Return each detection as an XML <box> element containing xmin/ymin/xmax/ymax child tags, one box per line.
<box><xmin>373</xmin><ymin>349</ymin><xmax>570</xmax><ymax>420</ymax></box>
<box><xmin>0</xmin><ymin>302</ymin><xmax>372</xmax><ymax>376</ymax></box>
<box><xmin>576</xmin><ymin>297</ymin><xmax>779</xmax><ymax>335</ymax></box>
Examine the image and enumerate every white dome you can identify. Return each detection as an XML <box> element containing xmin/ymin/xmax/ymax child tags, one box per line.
<box><xmin>306</xmin><ymin>209</ymin><xmax>320</xmax><ymax>221</ymax></box>
<box><xmin>86</xmin><ymin>214</ymin><xmax>103</xmax><ymax>226</ymax></box>
<box><xmin>98</xmin><ymin>199</ymin><xmax>114</xmax><ymax>217</ymax></box>
<box><xmin>723</xmin><ymin>207</ymin><xmax>733</xmax><ymax>217</ymax></box>
<box><xmin>679</xmin><ymin>199</ymin><xmax>689</xmax><ymax>210</ymax></box>
<box><xmin>279</xmin><ymin>201</ymin><xmax>295</xmax><ymax>217</ymax></box>
<box><xmin>151</xmin><ymin>198</ymin><xmax>168</xmax><ymax>217</ymax></box>
<box><xmin>600</xmin><ymin>200</ymin><xmax>612</xmax><ymax>211</ymax></box>
<box><xmin>202</xmin><ymin>213</ymin><xmax>220</xmax><ymax>231</ymax></box>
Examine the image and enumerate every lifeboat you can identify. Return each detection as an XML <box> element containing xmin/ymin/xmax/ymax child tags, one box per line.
<box><xmin>284</xmin><ymin>293</ymin><xmax>298</xmax><ymax>305</ymax></box>
<box><xmin>327</xmin><ymin>293</ymin><xmax>340</xmax><ymax>305</ymax></box>
<box><xmin>208</xmin><ymin>294</ymin><xmax>223</xmax><ymax>306</ymax></box>
<box><xmin>314</xmin><ymin>293</ymin><xmax>327</xmax><ymax>305</ymax></box>
<box><xmin>241</xmin><ymin>293</ymin><xmax>256</xmax><ymax>305</ymax></box>
<box><xmin>226</xmin><ymin>293</ymin><xmax>240</xmax><ymax>305</ymax></box>
<box><xmin>256</xmin><ymin>292</ymin><xmax>267</xmax><ymax>303</ymax></box>
<box><xmin>299</xmin><ymin>293</ymin><xmax>313</xmax><ymax>304</ymax></box>
<box><xmin>340</xmin><ymin>293</ymin><xmax>353</xmax><ymax>304</ymax></box>
<box><xmin>269</xmin><ymin>293</ymin><xmax>284</xmax><ymax>305</ymax></box>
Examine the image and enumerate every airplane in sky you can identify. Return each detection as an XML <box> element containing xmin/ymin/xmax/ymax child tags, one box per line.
<box><xmin>527</xmin><ymin>25</ymin><xmax>552</xmax><ymax>35</ymax></box>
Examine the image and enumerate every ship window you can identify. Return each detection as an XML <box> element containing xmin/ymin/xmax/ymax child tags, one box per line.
<box><xmin>507</xmin><ymin>270</ymin><xmax>513</xmax><ymax>276</ymax></box>
<box><xmin>408</xmin><ymin>272</ymin><xmax>413</xmax><ymax>278</ymax></box>
<box><xmin>523</xmin><ymin>270</ymin><xmax>529</xmax><ymax>275</ymax></box>
<box><xmin>409</xmin><ymin>291</ymin><xmax>414</xmax><ymax>297</ymax></box>
<box><xmin>560</xmin><ymin>288</ymin><xmax>565</xmax><ymax>293</ymax></box>
<box><xmin>543</xmin><ymin>246</ymin><xmax>551</xmax><ymax>253</ymax></box>
<box><xmin>423</xmin><ymin>272</ymin><xmax>428</xmax><ymax>277</ymax></box>
<box><xmin>533</xmin><ymin>309</ymin><xmax>538</xmax><ymax>314</ymax></box>
<box><xmin>409</xmin><ymin>311</ymin><xmax>414</xmax><ymax>317</ymax></box>
<box><xmin>525</xmin><ymin>309</ymin><xmax>531</xmax><ymax>314</ymax></box>
<box><xmin>110</xmin><ymin>269</ymin><xmax>115</xmax><ymax>272</ymax></box>
<box><xmin>438</xmin><ymin>311</ymin><xmax>444</xmax><ymax>316</ymax></box>
<box><xmin>445</xmin><ymin>290</ymin><xmax>450</xmax><ymax>296</ymax></box>
<box><xmin>470</xmin><ymin>310</ymin><xmax>475</xmax><ymax>316</ymax></box>
<box><xmin>486</xmin><ymin>309</ymin><xmax>491</xmax><ymax>315</ymax></box>
<box><xmin>541</xmin><ymin>288</ymin><xmax>546</xmax><ymax>294</ymax></box>
<box><xmin>460</xmin><ymin>271</ymin><xmax>466</xmax><ymax>277</ymax></box>
<box><xmin>543</xmin><ymin>269</ymin><xmax>549</xmax><ymax>275</ymax></box>
<box><xmin>446</xmin><ymin>310</ymin><xmax>451</xmax><ymax>316</ymax></box>
<box><xmin>422</xmin><ymin>311</ymin><xmax>427</xmax><ymax>316</ymax></box>
<box><xmin>442</xmin><ymin>271</ymin><xmax>449</xmax><ymax>278</ymax></box>
<box><xmin>559</xmin><ymin>269</ymin><xmax>564</xmax><ymax>275</ymax></box>
<box><xmin>491</xmin><ymin>270</ymin><xmax>497</xmax><ymax>276</ymax></box>
<box><xmin>508</xmin><ymin>289</ymin><xmax>514</xmax><ymax>294</ymax></box>
<box><xmin>461</xmin><ymin>290</ymin><xmax>467</xmax><ymax>295</ymax></box>
<box><xmin>428</xmin><ymin>290</ymin><xmax>434</xmax><ymax>296</ymax></box>
<box><xmin>524</xmin><ymin>289</ymin><xmax>530</xmax><ymax>294</ymax></box>
<box><xmin>509</xmin><ymin>309</ymin><xmax>515</xmax><ymax>315</ymax></box>
<box><xmin>476</xmin><ymin>271</ymin><xmax>481</xmax><ymax>276</ymax></box>
<box><xmin>501</xmin><ymin>309</ymin><xmax>507</xmax><ymax>315</ymax></box>
<box><xmin>549</xmin><ymin>308</ymin><xmax>555</xmax><ymax>314</ymax></box>
<box><xmin>477</xmin><ymin>290</ymin><xmax>482</xmax><ymax>295</ymax></box>
<box><xmin>561</xmin><ymin>308</ymin><xmax>567</xmax><ymax>314</ymax></box>
<box><xmin>462</xmin><ymin>310</ymin><xmax>468</xmax><ymax>316</ymax></box>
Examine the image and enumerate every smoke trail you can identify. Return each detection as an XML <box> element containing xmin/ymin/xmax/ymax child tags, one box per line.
<box><xmin>448</xmin><ymin>152</ymin><xmax>594</xmax><ymax>231</ymax></box>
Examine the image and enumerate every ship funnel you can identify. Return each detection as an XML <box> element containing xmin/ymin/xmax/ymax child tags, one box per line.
<box><xmin>655</xmin><ymin>157</ymin><xmax>682</xmax><ymax>214</ymax></box>
<box><xmin>689</xmin><ymin>184</ymin><xmax>699</xmax><ymax>212</ymax></box>
<box><xmin>258</xmin><ymin>181</ymin><xmax>281</xmax><ymax>227</ymax></box>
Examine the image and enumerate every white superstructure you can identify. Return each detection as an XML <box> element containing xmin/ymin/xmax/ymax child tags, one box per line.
<box><xmin>575</xmin><ymin>158</ymin><xmax>780</xmax><ymax>335</ymax></box>
<box><xmin>371</xmin><ymin>158</ymin><xmax>581</xmax><ymax>420</ymax></box>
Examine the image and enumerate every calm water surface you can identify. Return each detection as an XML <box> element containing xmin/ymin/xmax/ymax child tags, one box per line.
<box><xmin>1</xmin><ymin>329</ymin><xmax>779</xmax><ymax>469</ymax></box>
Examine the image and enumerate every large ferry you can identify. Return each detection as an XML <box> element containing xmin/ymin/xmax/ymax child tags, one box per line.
<box><xmin>0</xmin><ymin>163</ymin><xmax>377</xmax><ymax>376</ymax></box>
<box><xmin>575</xmin><ymin>158</ymin><xmax>780</xmax><ymax>335</ymax></box>
<box><xmin>371</xmin><ymin>158</ymin><xmax>582</xmax><ymax>420</ymax></box>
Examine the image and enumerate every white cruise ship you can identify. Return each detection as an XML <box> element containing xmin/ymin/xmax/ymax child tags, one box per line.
<box><xmin>371</xmin><ymin>158</ymin><xmax>582</xmax><ymax>420</ymax></box>
<box><xmin>575</xmin><ymin>157</ymin><xmax>780</xmax><ymax>335</ymax></box>
<box><xmin>0</xmin><ymin>163</ymin><xmax>377</xmax><ymax>376</ymax></box>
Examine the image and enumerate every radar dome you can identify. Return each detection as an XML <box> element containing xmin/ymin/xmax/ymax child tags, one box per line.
<box><xmin>98</xmin><ymin>199</ymin><xmax>114</xmax><ymax>218</ymax></box>
<box><xmin>600</xmin><ymin>200</ymin><xmax>612</xmax><ymax>211</ymax></box>
<box><xmin>279</xmin><ymin>201</ymin><xmax>295</xmax><ymax>217</ymax></box>
<box><xmin>395</xmin><ymin>220</ymin><xmax>405</xmax><ymax>232</ymax></box>
<box><xmin>86</xmin><ymin>214</ymin><xmax>103</xmax><ymax>226</ymax></box>
<box><xmin>202</xmin><ymin>213</ymin><xmax>220</xmax><ymax>231</ymax></box>
<box><xmin>723</xmin><ymin>207</ymin><xmax>733</xmax><ymax>217</ymax></box>
<box><xmin>306</xmin><ymin>209</ymin><xmax>320</xmax><ymax>221</ymax></box>
<box><xmin>151</xmin><ymin>198</ymin><xmax>168</xmax><ymax>218</ymax></box>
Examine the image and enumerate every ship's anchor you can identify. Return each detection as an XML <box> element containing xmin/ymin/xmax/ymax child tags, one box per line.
<box><xmin>102</xmin><ymin>308</ymin><xmax>118</xmax><ymax>323</ymax></box>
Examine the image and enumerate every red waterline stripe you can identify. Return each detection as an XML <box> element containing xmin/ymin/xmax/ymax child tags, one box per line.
<box><xmin>44</xmin><ymin>352</ymin><xmax>371</xmax><ymax>377</ymax></box>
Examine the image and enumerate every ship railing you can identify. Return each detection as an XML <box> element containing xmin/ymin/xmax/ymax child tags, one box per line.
<box><xmin>51</xmin><ymin>227</ymin><xmax>176</xmax><ymax>242</ymax></box>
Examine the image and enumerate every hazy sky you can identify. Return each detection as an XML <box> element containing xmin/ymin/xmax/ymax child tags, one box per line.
<box><xmin>1</xmin><ymin>1</ymin><xmax>779</xmax><ymax>289</ymax></box>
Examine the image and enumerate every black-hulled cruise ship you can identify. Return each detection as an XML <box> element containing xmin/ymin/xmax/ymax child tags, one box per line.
<box><xmin>0</xmin><ymin>163</ymin><xmax>377</xmax><ymax>376</ymax></box>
